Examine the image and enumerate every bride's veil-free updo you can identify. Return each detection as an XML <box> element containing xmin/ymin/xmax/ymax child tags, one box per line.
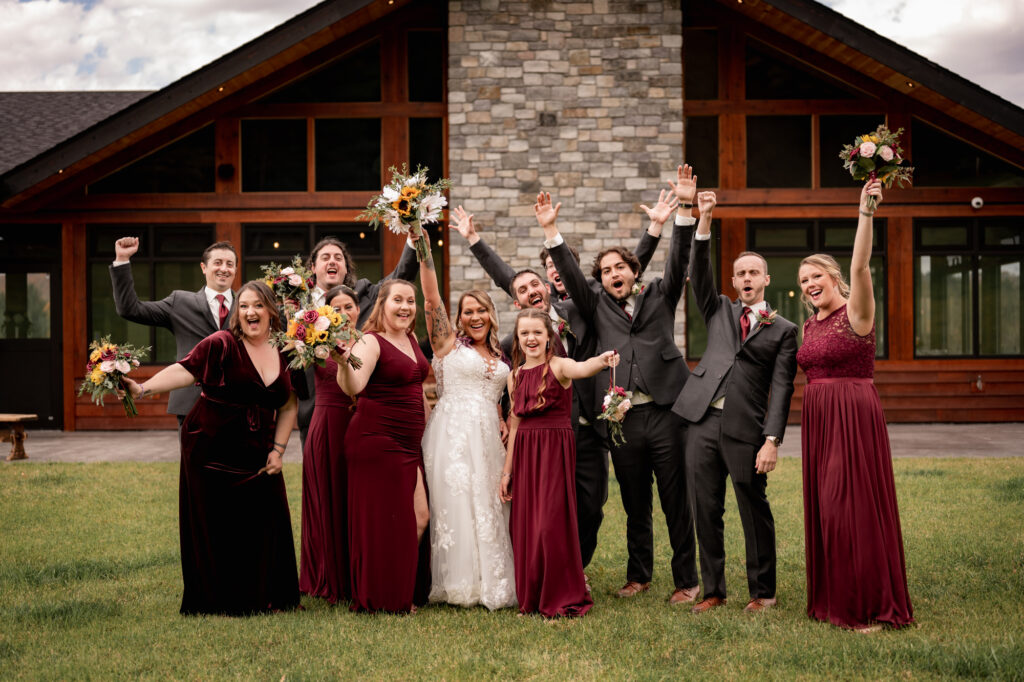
<box><xmin>455</xmin><ymin>290</ymin><xmax>503</xmax><ymax>361</ymax></box>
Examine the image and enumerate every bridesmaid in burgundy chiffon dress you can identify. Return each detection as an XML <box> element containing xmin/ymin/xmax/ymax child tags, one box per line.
<box><xmin>299</xmin><ymin>285</ymin><xmax>360</xmax><ymax>603</ymax></box>
<box><xmin>501</xmin><ymin>309</ymin><xmax>619</xmax><ymax>617</ymax></box>
<box><xmin>338</xmin><ymin>279</ymin><xmax>431</xmax><ymax>613</ymax></box>
<box><xmin>797</xmin><ymin>181</ymin><xmax>913</xmax><ymax>631</ymax></box>
<box><xmin>125</xmin><ymin>281</ymin><xmax>300</xmax><ymax>616</ymax></box>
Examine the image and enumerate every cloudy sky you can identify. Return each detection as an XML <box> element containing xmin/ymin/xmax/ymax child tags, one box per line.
<box><xmin>0</xmin><ymin>0</ymin><xmax>1021</xmax><ymax>108</ymax></box>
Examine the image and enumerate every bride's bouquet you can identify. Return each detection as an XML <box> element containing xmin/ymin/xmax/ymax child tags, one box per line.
<box><xmin>839</xmin><ymin>124</ymin><xmax>913</xmax><ymax>212</ymax></box>
<box><xmin>597</xmin><ymin>366</ymin><xmax>632</xmax><ymax>447</ymax></box>
<box><xmin>261</xmin><ymin>256</ymin><xmax>314</xmax><ymax>315</ymax></box>
<box><xmin>276</xmin><ymin>304</ymin><xmax>363</xmax><ymax>370</ymax></box>
<box><xmin>359</xmin><ymin>164</ymin><xmax>451</xmax><ymax>262</ymax></box>
<box><xmin>77</xmin><ymin>336</ymin><xmax>150</xmax><ymax>417</ymax></box>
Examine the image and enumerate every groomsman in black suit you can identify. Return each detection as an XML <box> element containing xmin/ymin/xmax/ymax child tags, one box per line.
<box><xmin>110</xmin><ymin>237</ymin><xmax>238</xmax><ymax>425</ymax></box>
<box><xmin>540</xmin><ymin>165</ymin><xmax>699</xmax><ymax>604</ymax></box>
<box><xmin>450</xmin><ymin>209</ymin><xmax>660</xmax><ymax>573</ymax></box>
<box><xmin>295</xmin><ymin>236</ymin><xmax>418</xmax><ymax>444</ymax></box>
<box><xmin>671</xmin><ymin>190</ymin><xmax>798</xmax><ymax>614</ymax></box>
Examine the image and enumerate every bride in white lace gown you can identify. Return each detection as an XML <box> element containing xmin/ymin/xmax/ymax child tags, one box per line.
<box><xmin>418</xmin><ymin>233</ymin><xmax>515</xmax><ymax>610</ymax></box>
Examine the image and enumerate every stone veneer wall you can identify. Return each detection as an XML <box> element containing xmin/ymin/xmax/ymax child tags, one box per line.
<box><xmin>446</xmin><ymin>0</ymin><xmax>687</xmax><ymax>347</ymax></box>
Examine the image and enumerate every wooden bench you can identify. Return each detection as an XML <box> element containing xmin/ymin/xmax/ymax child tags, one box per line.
<box><xmin>1</xmin><ymin>414</ymin><xmax>37</xmax><ymax>461</ymax></box>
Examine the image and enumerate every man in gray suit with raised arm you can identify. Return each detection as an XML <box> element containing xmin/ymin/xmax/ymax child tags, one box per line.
<box><xmin>541</xmin><ymin>165</ymin><xmax>699</xmax><ymax>605</ymax></box>
<box><xmin>672</xmin><ymin>190</ymin><xmax>798</xmax><ymax>615</ymax></box>
<box><xmin>110</xmin><ymin>237</ymin><xmax>238</xmax><ymax>425</ymax></box>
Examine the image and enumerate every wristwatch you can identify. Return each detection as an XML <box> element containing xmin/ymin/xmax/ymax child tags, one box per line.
<box><xmin>765</xmin><ymin>435</ymin><xmax>781</xmax><ymax>446</ymax></box>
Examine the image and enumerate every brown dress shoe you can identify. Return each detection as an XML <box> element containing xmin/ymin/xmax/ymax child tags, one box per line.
<box><xmin>616</xmin><ymin>581</ymin><xmax>651</xmax><ymax>598</ymax></box>
<box><xmin>743</xmin><ymin>597</ymin><xmax>777</xmax><ymax>613</ymax></box>
<box><xmin>668</xmin><ymin>586</ymin><xmax>700</xmax><ymax>605</ymax></box>
<box><xmin>691</xmin><ymin>596</ymin><xmax>726</xmax><ymax>614</ymax></box>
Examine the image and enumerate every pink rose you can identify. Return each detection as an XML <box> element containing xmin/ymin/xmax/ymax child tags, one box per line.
<box><xmin>859</xmin><ymin>141</ymin><xmax>877</xmax><ymax>158</ymax></box>
<box><xmin>314</xmin><ymin>315</ymin><xmax>331</xmax><ymax>331</ymax></box>
<box><xmin>314</xmin><ymin>345</ymin><xmax>331</xmax><ymax>360</ymax></box>
<box><xmin>100</xmin><ymin>360</ymin><xmax>115</xmax><ymax>373</ymax></box>
<box><xmin>288</xmin><ymin>274</ymin><xmax>303</xmax><ymax>287</ymax></box>
<box><xmin>878</xmin><ymin>145</ymin><xmax>894</xmax><ymax>162</ymax></box>
<box><xmin>303</xmin><ymin>309</ymin><xmax>319</xmax><ymax>324</ymax></box>
<box><xmin>114</xmin><ymin>359</ymin><xmax>131</xmax><ymax>374</ymax></box>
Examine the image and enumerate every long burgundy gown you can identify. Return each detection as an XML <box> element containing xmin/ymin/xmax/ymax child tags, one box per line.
<box><xmin>300</xmin><ymin>357</ymin><xmax>353</xmax><ymax>603</ymax></box>
<box><xmin>346</xmin><ymin>332</ymin><xmax>431</xmax><ymax>613</ymax></box>
<box><xmin>510</xmin><ymin>364</ymin><xmax>593</xmax><ymax>617</ymax></box>
<box><xmin>177</xmin><ymin>330</ymin><xmax>300</xmax><ymax>616</ymax></box>
<box><xmin>797</xmin><ymin>305</ymin><xmax>913</xmax><ymax>629</ymax></box>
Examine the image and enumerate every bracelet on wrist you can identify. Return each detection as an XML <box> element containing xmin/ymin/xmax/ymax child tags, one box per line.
<box><xmin>501</xmin><ymin>472</ymin><xmax>512</xmax><ymax>479</ymax></box>
<box><xmin>139</xmin><ymin>383</ymin><xmax>148</xmax><ymax>398</ymax></box>
<box><xmin>859</xmin><ymin>209</ymin><xmax>875</xmax><ymax>218</ymax></box>
<box><xmin>680</xmin><ymin>203</ymin><xmax>693</xmax><ymax>209</ymax></box>
<box><xmin>274</xmin><ymin>441</ymin><xmax>287</xmax><ymax>449</ymax></box>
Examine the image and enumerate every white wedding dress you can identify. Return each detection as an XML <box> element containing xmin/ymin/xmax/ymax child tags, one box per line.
<box><xmin>422</xmin><ymin>342</ymin><xmax>516</xmax><ymax>610</ymax></box>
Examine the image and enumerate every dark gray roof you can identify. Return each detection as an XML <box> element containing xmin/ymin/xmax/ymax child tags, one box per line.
<box><xmin>0</xmin><ymin>91</ymin><xmax>151</xmax><ymax>174</ymax></box>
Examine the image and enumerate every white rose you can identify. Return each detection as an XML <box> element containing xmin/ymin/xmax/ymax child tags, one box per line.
<box><xmin>859</xmin><ymin>141</ymin><xmax>877</xmax><ymax>158</ymax></box>
<box><xmin>878</xmin><ymin>145</ymin><xmax>894</xmax><ymax>162</ymax></box>
<box><xmin>314</xmin><ymin>316</ymin><xmax>331</xmax><ymax>331</ymax></box>
<box><xmin>115</xmin><ymin>359</ymin><xmax>131</xmax><ymax>374</ymax></box>
<box><xmin>100</xmin><ymin>360</ymin><xmax>115</xmax><ymax>373</ymax></box>
<box><xmin>280</xmin><ymin>267</ymin><xmax>294</xmax><ymax>276</ymax></box>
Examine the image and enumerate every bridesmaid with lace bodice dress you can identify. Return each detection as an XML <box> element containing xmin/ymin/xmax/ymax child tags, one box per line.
<box><xmin>796</xmin><ymin>181</ymin><xmax>913</xmax><ymax>632</ymax></box>
<box><xmin>418</xmin><ymin>235</ymin><xmax>516</xmax><ymax>610</ymax></box>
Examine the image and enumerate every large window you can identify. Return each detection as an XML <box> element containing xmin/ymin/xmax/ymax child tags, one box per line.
<box><xmin>87</xmin><ymin>225</ymin><xmax>213</xmax><ymax>363</ymax></box>
<box><xmin>913</xmin><ymin>119</ymin><xmax>1024</xmax><ymax>188</ymax></box>
<box><xmin>748</xmin><ymin>218</ymin><xmax>887</xmax><ymax>356</ymax></box>
<box><xmin>914</xmin><ymin>218</ymin><xmax>1023</xmax><ymax>357</ymax></box>
<box><xmin>89</xmin><ymin>126</ymin><xmax>215</xmax><ymax>194</ymax></box>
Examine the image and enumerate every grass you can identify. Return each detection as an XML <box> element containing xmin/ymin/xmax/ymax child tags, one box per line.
<box><xmin>1</xmin><ymin>458</ymin><xmax>1023</xmax><ymax>680</ymax></box>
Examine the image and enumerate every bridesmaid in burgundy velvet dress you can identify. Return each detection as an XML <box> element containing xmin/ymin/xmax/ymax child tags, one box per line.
<box><xmin>299</xmin><ymin>284</ymin><xmax>360</xmax><ymax>603</ymax></box>
<box><xmin>796</xmin><ymin>181</ymin><xmax>913</xmax><ymax>632</ymax></box>
<box><xmin>500</xmin><ymin>309</ymin><xmax>619</xmax><ymax>618</ymax></box>
<box><xmin>337</xmin><ymin>279</ymin><xmax>431</xmax><ymax>613</ymax></box>
<box><xmin>125</xmin><ymin>281</ymin><xmax>300</xmax><ymax>616</ymax></box>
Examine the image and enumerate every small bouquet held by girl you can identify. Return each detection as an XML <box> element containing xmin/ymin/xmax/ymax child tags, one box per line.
<box><xmin>277</xmin><ymin>304</ymin><xmax>363</xmax><ymax>370</ymax></box>
<box><xmin>839</xmin><ymin>124</ymin><xmax>913</xmax><ymax>212</ymax></box>
<box><xmin>598</xmin><ymin>364</ymin><xmax>632</xmax><ymax>447</ymax></box>
<box><xmin>77</xmin><ymin>336</ymin><xmax>150</xmax><ymax>417</ymax></box>
<box><xmin>359</xmin><ymin>164</ymin><xmax>452</xmax><ymax>262</ymax></box>
<box><xmin>261</xmin><ymin>257</ymin><xmax>315</xmax><ymax>315</ymax></box>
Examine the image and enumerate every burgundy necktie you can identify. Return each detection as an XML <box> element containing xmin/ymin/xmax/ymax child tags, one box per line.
<box><xmin>740</xmin><ymin>306</ymin><xmax>752</xmax><ymax>341</ymax></box>
<box><xmin>216</xmin><ymin>294</ymin><xmax>229</xmax><ymax>329</ymax></box>
<box><xmin>617</xmin><ymin>299</ymin><xmax>632</xmax><ymax>320</ymax></box>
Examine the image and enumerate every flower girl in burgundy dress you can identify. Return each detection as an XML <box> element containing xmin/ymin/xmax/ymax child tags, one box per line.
<box><xmin>500</xmin><ymin>308</ymin><xmax>619</xmax><ymax>617</ymax></box>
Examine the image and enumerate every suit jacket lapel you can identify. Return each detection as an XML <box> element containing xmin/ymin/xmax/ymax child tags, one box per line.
<box><xmin>743</xmin><ymin>303</ymin><xmax>772</xmax><ymax>344</ymax></box>
<box><xmin>196</xmin><ymin>289</ymin><xmax>219</xmax><ymax>331</ymax></box>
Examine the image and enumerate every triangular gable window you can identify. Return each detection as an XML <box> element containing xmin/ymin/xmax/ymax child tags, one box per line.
<box><xmin>88</xmin><ymin>125</ymin><xmax>214</xmax><ymax>194</ymax></box>
<box><xmin>264</xmin><ymin>41</ymin><xmax>381</xmax><ymax>103</ymax></box>
<box><xmin>913</xmin><ymin>119</ymin><xmax>1024</xmax><ymax>187</ymax></box>
<box><xmin>746</xmin><ymin>39</ymin><xmax>862</xmax><ymax>100</ymax></box>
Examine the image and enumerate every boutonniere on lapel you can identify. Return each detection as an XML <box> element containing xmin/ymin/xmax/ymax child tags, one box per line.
<box><xmin>756</xmin><ymin>309</ymin><xmax>777</xmax><ymax>327</ymax></box>
<box><xmin>557</xmin><ymin>317</ymin><xmax>574</xmax><ymax>340</ymax></box>
<box><xmin>630</xmin><ymin>282</ymin><xmax>646</xmax><ymax>296</ymax></box>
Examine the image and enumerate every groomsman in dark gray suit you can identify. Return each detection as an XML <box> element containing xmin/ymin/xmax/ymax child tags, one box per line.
<box><xmin>671</xmin><ymin>190</ymin><xmax>798</xmax><ymax>614</ymax></box>
<box><xmin>540</xmin><ymin>165</ymin><xmax>699</xmax><ymax>605</ymax></box>
<box><xmin>110</xmin><ymin>237</ymin><xmax>238</xmax><ymax>425</ymax></box>
<box><xmin>449</xmin><ymin>208</ymin><xmax>660</xmax><ymax>573</ymax></box>
<box><xmin>295</xmin><ymin>236</ymin><xmax>418</xmax><ymax>445</ymax></box>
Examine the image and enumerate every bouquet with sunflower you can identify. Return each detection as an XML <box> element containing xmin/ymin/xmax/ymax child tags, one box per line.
<box><xmin>359</xmin><ymin>164</ymin><xmax>451</xmax><ymax>262</ymax></box>
<box><xmin>277</xmin><ymin>304</ymin><xmax>362</xmax><ymax>370</ymax></box>
<box><xmin>77</xmin><ymin>336</ymin><xmax>150</xmax><ymax>417</ymax></box>
<box><xmin>839</xmin><ymin>124</ymin><xmax>914</xmax><ymax>212</ymax></box>
<box><xmin>260</xmin><ymin>256</ymin><xmax>315</xmax><ymax>315</ymax></box>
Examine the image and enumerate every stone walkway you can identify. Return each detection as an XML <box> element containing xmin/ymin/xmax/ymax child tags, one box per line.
<box><xmin>6</xmin><ymin>423</ymin><xmax>1023</xmax><ymax>463</ymax></box>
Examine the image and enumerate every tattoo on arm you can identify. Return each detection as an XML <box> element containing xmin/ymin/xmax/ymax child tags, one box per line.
<box><xmin>428</xmin><ymin>304</ymin><xmax>452</xmax><ymax>347</ymax></box>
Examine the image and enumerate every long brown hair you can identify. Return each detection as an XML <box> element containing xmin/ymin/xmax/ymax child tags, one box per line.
<box><xmin>228</xmin><ymin>280</ymin><xmax>282</xmax><ymax>340</ymax></box>
<box><xmin>456</xmin><ymin>290</ymin><xmax>503</xmax><ymax>359</ymax></box>
<box><xmin>510</xmin><ymin>308</ymin><xmax>556</xmax><ymax>410</ymax></box>
<box><xmin>799</xmin><ymin>253</ymin><xmax>850</xmax><ymax>314</ymax></box>
<box><xmin>361</xmin><ymin>278</ymin><xmax>418</xmax><ymax>337</ymax></box>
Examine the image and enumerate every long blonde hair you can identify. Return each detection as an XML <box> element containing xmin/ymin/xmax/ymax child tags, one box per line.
<box><xmin>799</xmin><ymin>254</ymin><xmax>850</xmax><ymax>314</ymax></box>
<box><xmin>456</xmin><ymin>290</ymin><xmax>503</xmax><ymax>360</ymax></box>
<box><xmin>510</xmin><ymin>308</ymin><xmax>557</xmax><ymax>410</ymax></box>
<box><xmin>361</xmin><ymin>279</ymin><xmax>417</xmax><ymax>337</ymax></box>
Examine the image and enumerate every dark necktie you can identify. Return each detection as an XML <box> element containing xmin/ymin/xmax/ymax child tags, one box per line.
<box><xmin>216</xmin><ymin>293</ymin><xmax>229</xmax><ymax>329</ymax></box>
<box><xmin>740</xmin><ymin>306</ymin><xmax>752</xmax><ymax>341</ymax></box>
<box><xmin>617</xmin><ymin>299</ymin><xmax>632</xmax><ymax>320</ymax></box>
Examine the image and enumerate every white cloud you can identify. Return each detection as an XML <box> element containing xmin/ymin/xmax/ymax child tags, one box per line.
<box><xmin>822</xmin><ymin>0</ymin><xmax>1024</xmax><ymax>107</ymax></box>
<box><xmin>0</xmin><ymin>0</ymin><xmax>321</xmax><ymax>91</ymax></box>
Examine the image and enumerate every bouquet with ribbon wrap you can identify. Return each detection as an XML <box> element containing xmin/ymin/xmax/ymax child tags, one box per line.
<box><xmin>839</xmin><ymin>124</ymin><xmax>913</xmax><ymax>212</ymax></box>
<box><xmin>597</xmin><ymin>362</ymin><xmax>632</xmax><ymax>447</ymax></box>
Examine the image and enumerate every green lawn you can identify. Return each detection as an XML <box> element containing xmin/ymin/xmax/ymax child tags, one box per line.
<box><xmin>2</xmin><ymin>458</ymin><xmax>1023</xmax><ymax>680</ymax></box>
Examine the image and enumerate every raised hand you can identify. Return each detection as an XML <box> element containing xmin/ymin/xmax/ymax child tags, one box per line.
<box><xmin>667</xmin><ymin>164</ymin><xmax>697</xmax><ymax>206</ymax></box>
<box><xmin>639</xmin><ymin>189</ymin><xmax>680</xmax><ymax>226</ymax></box>
<box><xmin>533</xmin><ymin>192</ymin><xmax>562</xmax><ymax>231</ymax></box>
<box><xmin>450</xmin><ymin>205</ymin><xmax>479</xmax><ymax>243</ymax></box>
<box><xmin>696</xmin><ymin>190</ymin><xmax>717</xmax><ymax>215</ymax></box>
<box><xmin>114</xmin><ymin>237</ymin><xmax>140</xmax><ymax>262</ymax></box>
<box><xmin>860</xmin><ymin>179</ymin><xmax>883</xmax><ymax>214</ymax></box>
